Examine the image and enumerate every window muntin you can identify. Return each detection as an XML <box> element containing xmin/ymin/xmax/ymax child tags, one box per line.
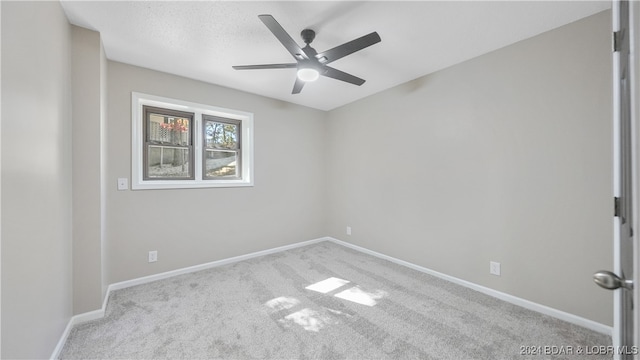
<box><xmin>203</xmin><ymin>115</ymin><xmax>241</xmax><ymax>180</ymax></box>
<box><xmin>143</xmin><ymin>106</ymin><xmax>194</xmax><ymax>180</ymax></box>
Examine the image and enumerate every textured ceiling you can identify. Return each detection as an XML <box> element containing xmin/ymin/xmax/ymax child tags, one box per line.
<box><xmin>60</xmin><ymin>1</ymin><xmax>611</xmax><ymax>111</ymax></box>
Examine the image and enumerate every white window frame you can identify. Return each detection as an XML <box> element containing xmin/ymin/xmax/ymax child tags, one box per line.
<box><xmin>132</xmin><ymin>92</ymin><xmax>254</xmax><ymax>190</ymax></box>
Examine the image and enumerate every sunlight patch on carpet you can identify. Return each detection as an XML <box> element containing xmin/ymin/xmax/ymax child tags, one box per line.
<box><xmin>264</xmin><ymin>296</ymin><xmax>300</xmax><ymax>312</ymax></box>
<box><xmin>280</xmin><ymin>308</ymin><xmax>333</xmax><ymax>332</ymax></box>
<box><xmin>334</xmin><ymin>286</ymin><xmax>388</xmax><ymax>306</ymax></box>
<box><xmin>264</xmin><ymin>277</ymin><xmax>387</xmax><ymax>333</ymax></box>
<box><xmin>305</xmin><ymin>277</ymin><xmax>350</xmax><ymax>294</ymax></box>
<box><xmin>305</xmin><ymin>277</ymin><xmax>388</xmax><ymax>307</ymax></box>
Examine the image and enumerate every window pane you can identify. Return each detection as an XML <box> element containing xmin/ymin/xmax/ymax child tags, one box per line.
<box><xmin>148</xmin><ymin>113</ymin><xmax>191</xmax><ymax>146</ymax></box>
<box><xmin>147</xmin><ymin>146</ymin><xmax>191</xmax><ymax>178</ymax></box>
<box><xmin>205</xmin><ymin>150</ymin><xmax>238</xmax><ymax>177</ymax></box>
<box><xmin>205</xmin><ymin>121</ymin><xmax>238</xmax><ymax>150</ymax></box>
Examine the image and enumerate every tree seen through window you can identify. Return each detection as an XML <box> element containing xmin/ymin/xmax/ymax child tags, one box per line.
<box><xmin>204</xmin><ymin>117</ymin><xmax>241</xmax><ymax>179</ymax></box>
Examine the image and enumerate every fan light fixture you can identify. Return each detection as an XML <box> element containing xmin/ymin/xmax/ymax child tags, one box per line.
<box><xmin>297</xmin><ymin>68</ymin><xmax>319</xmax><ymax>82</ymax></box>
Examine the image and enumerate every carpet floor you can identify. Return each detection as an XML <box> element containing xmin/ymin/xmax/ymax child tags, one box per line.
<box><xmin>59</xmin><ymin>241</ymin><xmax>611</xmax><ymax>359</ymax></box>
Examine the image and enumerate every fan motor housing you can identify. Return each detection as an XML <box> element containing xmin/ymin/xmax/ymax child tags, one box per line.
<box><xmin>301</xmin><ymin>29</ymin><xmax>316</xmax><ymax>44</ymax></box>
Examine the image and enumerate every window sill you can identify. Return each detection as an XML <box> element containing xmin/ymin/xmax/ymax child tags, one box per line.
<box><xmin>131</xmin><ymin>179</ymin><xmax>254</xmax><ymax>190</ymax></box>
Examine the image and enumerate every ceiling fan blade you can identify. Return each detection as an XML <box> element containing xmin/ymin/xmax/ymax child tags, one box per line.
<box><xmin>258</xmin><ymin>14</ymin><xmax>308</xmax><ymax>61</ymax></box>
<box><xmin>322</xmin><ymin>66</ymin><xmax>365</xmax><ymax>86</ymax></box>
<box><xmin>316</xmin><ymin>32</ymin><xmax>381</xmax><ymax>64</ymax></box>
<box><xmin>232</xmin><ymin>63</ymin><xmax>297</xmax><ymax>70</ymax></box>
<box><xmin>292</xmin><ymin>77</ymin><xmax>305</xmax><ymax>94</ymax></box>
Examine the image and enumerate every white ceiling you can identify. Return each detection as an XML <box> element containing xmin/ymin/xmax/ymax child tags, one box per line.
<box><xmin>60</xmin><ymin>1</ymin><xmax>611</xmax><ymax>111</ymax></box>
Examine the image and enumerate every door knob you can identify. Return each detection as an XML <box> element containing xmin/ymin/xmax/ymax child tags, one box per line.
<box><xmin>594</xmin><ymin>270</ymin><xmax>633</xmax><ymax>290</ymax></box>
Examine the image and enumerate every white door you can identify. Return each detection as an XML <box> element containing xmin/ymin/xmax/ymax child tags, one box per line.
<box><xmin>594</xmin><ymin>1</ymin><xmax>635</xmax><ymax>359</ymax></box>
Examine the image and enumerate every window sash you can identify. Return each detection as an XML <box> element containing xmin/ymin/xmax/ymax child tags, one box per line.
<box><xmin>203</xmin><ymin>115</ymin><xmax>242</xmax><ymax>180</ymax></box>
<box><xmin>143</xmin><ymin>106</ymin><xmax>195</xmax><ymax>181</ymax></box>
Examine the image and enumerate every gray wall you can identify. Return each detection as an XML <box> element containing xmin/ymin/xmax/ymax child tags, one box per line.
<box><xmin>326</xmin><ymin>11</ymin><xmax>613</xmax><ymax>325</ymax></box>
<box><xmin>1</xmin><ymin>1</ymin><xmax>73</xmax><ymax>358</ymax></box>
<box><xmin>71</xmin><ymin>25</ymin><xmax>107</xmax><ymax>314</ymax></box>
<box><xmin>106</xmin><ymin>61</ymin><xmax>327</xmax><ymax>284</ymax></box>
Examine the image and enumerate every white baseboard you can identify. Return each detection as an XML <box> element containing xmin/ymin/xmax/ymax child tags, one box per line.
<box><xmin>50</xmin><ymin>308</ymin><xmax>104</xmax><ymax>359</ymax></box>
<box><xmin>50</xmin><ymin>236</ymin><xmax>328</xmax><ymax>359</ymax></box>
<box><xmin>52</xmin><ymin>235</ymin><xmax>611</xmax><ymax>359</ymax></box>
<box><xmin>326</xmin><ymin>237</ymin><xmax>612</xmax><ymax>336</ymax></box>
<box><xmin>106</xmin><ymin>237</ymin><xmax>328</xmax><ymax>293</ymax></box>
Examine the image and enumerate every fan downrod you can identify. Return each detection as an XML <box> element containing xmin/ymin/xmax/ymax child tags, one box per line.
<box><xmin>301</xmin><ymin>29</ymin><xmax>315</xmax><ymax>45</ymax></box>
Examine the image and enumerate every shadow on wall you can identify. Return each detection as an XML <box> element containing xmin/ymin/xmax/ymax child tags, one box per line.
<box><xmin>399</xmin><ymin>76</ymin><xmax>432</xmax><ymax>94</ymax></box>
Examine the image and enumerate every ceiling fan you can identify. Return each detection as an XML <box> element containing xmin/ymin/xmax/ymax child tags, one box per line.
<box><xmin>233</xmin><ymin>14</ymin><xmax>381</xmax><ymax>94</ymax></box>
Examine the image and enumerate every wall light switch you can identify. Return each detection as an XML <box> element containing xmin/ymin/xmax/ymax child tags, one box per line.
<box><xmin>117</xmin><ymin>178</ymin><xmax>128</xmax><ymax>191</ymax></box>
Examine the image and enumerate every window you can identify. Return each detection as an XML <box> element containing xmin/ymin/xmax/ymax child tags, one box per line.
<box><xmin>132</xmin><ymin>93</ymin><xmax>253</xmax><ymax>189</ymax></box>
<box><xmin>203</xmin><ymin>115</ymin><xmax>241</xmax><ymax>180</ymax></box>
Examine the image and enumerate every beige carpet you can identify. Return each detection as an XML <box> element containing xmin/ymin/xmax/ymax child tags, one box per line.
<box><xmin>60</xmin><ymin>241</ymin><xmax>611</xmax><ymax>359</ymax></box>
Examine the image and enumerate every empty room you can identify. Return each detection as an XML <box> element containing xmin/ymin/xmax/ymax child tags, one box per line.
<box><xmin>2</xmin><ymin>0</ymin><xmax>640</xmax><ymax>359</ymax></box>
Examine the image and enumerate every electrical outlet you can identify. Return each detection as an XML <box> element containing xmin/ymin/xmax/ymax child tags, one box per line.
<box><xmin>346</xmin><ymin>226</ymin><xmax>352</xmax><ymax>235</ymax></box>
<box><xmin>490</xmin><ymin>261</ymin><xmax>501</xmax><ymax>276</ymax></box>
<box><xmin>148</xmin><ymin>250</ymin><xmax>158</xmax><ymax>263</ymax></box>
